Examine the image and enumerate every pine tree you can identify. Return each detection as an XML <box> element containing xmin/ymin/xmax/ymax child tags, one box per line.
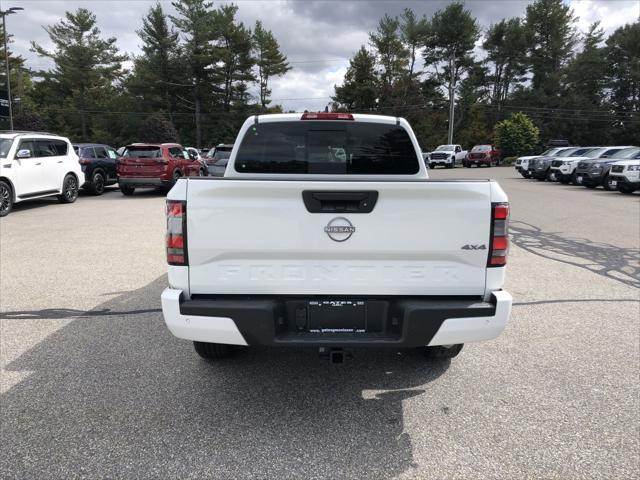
<box><xmin>399</xmin><ymin>9</ymin><xmax>428</xmax><ymax>79</ymax></box>
<box><xmin>483</xmin><ymin>18</ymin><xmax>528</xmax><ymax>103</ymax></box>
<box><xmin>253</xmin><ymin>21</ymin><xmax>291</xmax><ymax>109</ymax></box>
<box><xmin>171</xmin><ymin>0</ymin><xmax>215</xmax><ymax>147</ymax></box>
<box><xmin>524</xmin><ymin>0</ymin><xmax>577</xmax><ymax>95</ymax></box>
<box><xmin>332</xmin><ymin>46</ymin><xmax>378</xmax><ymax>111</ymax></box>
<box><xmin>422</xmin><ymin>2</ymin><xmax>480</xmax><ymax>142</ymax></box>
<box><xmin>131</xmin><ymin>3</ymin><xmax>183</xmax><ymax>117</ymax></box>
<box><xmin>31</xmin><ymin>8</ymin><xmax>127</xmax><ymax>139</ymax></box>
<box><xmin>605</xmin><ymin>22</ymin><xmax>640</xmax><ymax>143</ymax></box>
<box><xmin>369</xmin><ymin>15</ymin><xmax>409</xmax><ymax>92</ymax></box>
<box><xmin>211</xmin><ymin>5</ymin><xmax>255</xmax><ymax>112</ymax></box>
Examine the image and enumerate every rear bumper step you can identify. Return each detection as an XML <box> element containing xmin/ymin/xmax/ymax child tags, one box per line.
<box><xmin>161</xmin><ymin>289</ymin><xmax>512</xmax><ymax>348</ymax></box>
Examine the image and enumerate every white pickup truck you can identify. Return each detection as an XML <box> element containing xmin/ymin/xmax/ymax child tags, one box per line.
<box><xmin>425</xmin><ymin>144</ymin><xmax>467</xmax><ymax>169</ymax></box>
<box><xmin>161</xmin><ymin>113</ymin><xmax>512</xmax><ymax>363</ymax></box>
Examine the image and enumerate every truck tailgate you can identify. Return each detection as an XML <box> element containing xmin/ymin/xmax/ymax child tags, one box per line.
<box><xmin>186</xmin><ymin>179</ymin><xmax>492</xmax><ymax>296</ymax></box>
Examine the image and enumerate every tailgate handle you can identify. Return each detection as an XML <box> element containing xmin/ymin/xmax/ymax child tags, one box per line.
<box><xmin>302</xmin><ymin>191</ymin><xmax>378</xmax><ymax>213</ymax></box>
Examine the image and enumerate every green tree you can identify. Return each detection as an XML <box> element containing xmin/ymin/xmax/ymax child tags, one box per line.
<box><xmin>483</xmin><ymin>18</ymin><xmax>528</xmax><ymax>103</ymax></box>
<box><xmin>0</xmin><ymin>22</ymin><xmax>35</xmax><ymax>123</ymax></box>
<box><xmin>171</xmin><ymin>0</ymin><xmax>215</xmax><ymax>147</ymax></box>
<box><xmin>422</xmin><ymin>2</ymin><xmax>480</xmax><ymax>142</ymax></box>
<box><xmin>524</xmin><ymin>0</ymin><xmax>577</xmax><ymax>95</ymax></box>
<box><xmin>369</xmin><ymin>14</ymin><xmax>408</xmax><ymax>92</ymax></box>
<box><xmin>494</xmin><ymin>112</ymin><xmax>540</xmax><ymax>157</ymax></box>
<box><xmin>130</xmin><ymin>3</ymin><xmax>183</xmax><ymax>118</ymax></box>
<box><xmin>332</xmin><ymin>46</ymin><xmax>378</xmax><ymax>111</ymax></box>
<box><xmin>211</xmin><ymin>5</ymin><xmax>255</xmax><ymax>111</ymax></box>
<box><xmin>253</xmin><ymin>21</ymin><xmax>291</xmax><ymax>109</ymax></box>
<box><xmin>31</xmin><ymin>8</ymin><xmax>127</xmax><ymax>139</ymax></box>
<box><xmin>566</xmin><ymin>22</ymin><xmax>606</xmax><ymax>104</ymax></box>
<box><xmin>399</xmin><ymin>9</ymin><xmax>428</xmax><ymax>78</ymax></box>
<box><xmin>137</xmin><ymin>113</ymin><xmax>180</xmax><ymax>143</ymax></box>
<box><xmin>605</xmin><ymin>21</ymin><xmax>640</xmax><ymax>143</ymax></box>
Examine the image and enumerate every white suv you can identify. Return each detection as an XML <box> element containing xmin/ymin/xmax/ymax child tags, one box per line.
<box><xmin>0</xmin><ymin>132</ymin><xmax>82</xmax><ymax>217</ymax></box>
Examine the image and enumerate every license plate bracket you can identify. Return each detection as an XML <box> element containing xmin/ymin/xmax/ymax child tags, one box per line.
<box><xmin>308</xmin><ymin>300</ymin><xmax>366</xmax><ymax>333</ymax></box>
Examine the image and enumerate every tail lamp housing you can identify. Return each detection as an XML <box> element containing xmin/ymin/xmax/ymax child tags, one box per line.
<box><xmin>166</xmin><ymin>200</ymin><xmax>188</xmax><ymax>265</ymax></box>
<box><xmin>488</xmin><ymin>202</ymin><xmax>509</xmax><ymax>267</ymax></box>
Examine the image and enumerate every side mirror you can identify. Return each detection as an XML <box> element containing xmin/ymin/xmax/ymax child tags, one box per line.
<box><xmin>16</xmin><ymin>149</ymin><xmax>31</xmax><ymax>159</ymax></box>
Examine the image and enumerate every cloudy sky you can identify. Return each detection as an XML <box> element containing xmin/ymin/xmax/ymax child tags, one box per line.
<box><xmin>6</xmin><ymin>0</ymin><xmax>640</xmax><ymax>111</ymax></box>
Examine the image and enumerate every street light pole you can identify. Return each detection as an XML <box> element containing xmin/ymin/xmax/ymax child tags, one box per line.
<box><xmin>2</xmin><ymin>13</ymin><xmax>13</xmax><ymax>130</ymax></box>
<box><xmin>1</xmin><ymin>7</ymin><xmax>23</xmax><ymax>131</ymax></box>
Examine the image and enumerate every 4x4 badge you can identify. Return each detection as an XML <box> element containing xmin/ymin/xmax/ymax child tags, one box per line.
<box><xmin>461</xmin><ymin>244</ymin><xmax>486</xmax><ymax>250</ymax></box>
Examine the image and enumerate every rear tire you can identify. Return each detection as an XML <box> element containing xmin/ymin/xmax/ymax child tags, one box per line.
<box><xmin>570</xmin><ymin>172</ymin><xmax>579</xmax><ymax>185</ymax></box>
<box><xmin>0</xmin><ymin>180</ymin><xmax>13</xmax><ymax>217</ymax></box>
<box><xmin>89</xmin><ymin>171</ymin><xmax>106</xmax><ymax>195</ymax></box>
<box><xmin>603</xmin><ymin>175</ymin><xmax>614</xmax><ymax>191</ymax></box>
<box><xmin>58</xmin><ymin>174</ymin><xmax>79</xmax><ymax>203</ymax></box>
<box><xmin>619</xmin><ymin>186</ymin><xmax>635</xmax><ymax>194</ymax></box>
<box><xmin>120</xmin><ymin>185</ymin><xmax>135</xmax><ymax>196</ymax></box>
<box><xmin>193</xmin><ymin>341</ymin><xmax>234</xmax><ymax>360</ymax></box>
<box><xmin>585</xmin><ymin>182</ymin><xmax>597</xmax><ymax>189</ymax></box>
<box><xmin>420</xmin><ymin>344</ymin><xmax>463</xmax><ymax>360</ymax></box>
<box><xmin>429</xmin><ymin>163</ymin><xmax>435</xmax><ymax>169</ymax></box>
<box><xmin>446</xmin><ymin>163</ymin><xmax>453</xmax><ymax>169</ymax></box>
<box><xmin>546</xmin><ymin>169</ymin><xmax>556</xmax><ymax>182</ymax></box>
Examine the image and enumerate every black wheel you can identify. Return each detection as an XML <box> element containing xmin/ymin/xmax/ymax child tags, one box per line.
<box><xmin>619</xmin><ymin>186</ymin><xmax>635</xmax><ymax>194</ymax></box>
<box><xmin>546</xmin><ymin>169</ymin><xmax>556</xmax><ymax>182</ymax></box>
<box><xmin>0</xmin><ymin>180</ymin><xmax>13</xmax><ymax>217</ymax></box>
<box><xmin>429</xmin><ymin>163</ymin><xmax>435</xmax><ymax>169</ymax></box>
<box><xmin>536</xmin><ymin>172</ymin><xmax>546</xmax><ymax>181</ymax></box>
<box><xmin>120</xmin><ymin>185</ymin><xmax>135</xmax><ymax>196</ymax></box>
<box><xmin>446</xmin><ymin>163</ymin><xmax>453</xmax><ymax>169</ymax></box>
<box><xmin>585</xmin><ymin>182</ymin><xmax>597</xmax><ymax>189</ymax></box>
<box><xmin>89</xmin><ymin>171</ymin><xmax>106</xmax><ymax>195</ymax></box>
<box><xmin>570</xmin><ymin>172</ymin><xmax>579</xmax><ymax>185</ymax></box>
<box><xmin>420</xmin><ymin>344</ymin><xmax>463</xmax><ymax>360</ymax></box>
<box><xmin>173</xmin><ymin>170</ymin><xmax>182</xmax><ymax>183</ymax></box>
<box><xmin>603</xmin><ymin>175</ymin><xmax>614</xmax><ymax>191</ymax></box>
<box><xmin>193</xmin><ymin>341</ymin><xmax>234</xmax><ymax>360</ymax></box>
<box><xmin>198</xmin><ymin>168</ymin><xmax>206</xmax><ymax>177</ymax></box>
<box><xmin>559</xmin><ymin>177</ymin><xmax>571</xmax><ymax>184</ymax></box>
<box><xmin>522</xmin><ymin>171</ymin><xmax>531</xmax><ymax>178</ymax></box>
<box><xmin>58</xmin><ymin>174</ymin><xmax>79</xmax><ymax>203</ymax></box>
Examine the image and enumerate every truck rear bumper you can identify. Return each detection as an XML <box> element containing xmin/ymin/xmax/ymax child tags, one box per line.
<box><xmin>118</xmin><ymin>177</ymin><xmax>168</xmax><ymax>187</ymax></box>
<box><xmin>161</xmin><ymin>288</ymin><xmax>512</xmax><ymax>348</ymax></box>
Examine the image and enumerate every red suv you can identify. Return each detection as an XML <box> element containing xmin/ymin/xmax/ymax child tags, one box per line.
<box><xmin>464</xmin><ymin>145</ymin><xmax>502</xmax><ymax>167</ymax></box>
<box><xmin>117</xmin><ymin>143</ymin><xmax>206</xmax><ymax>195</ymax></box>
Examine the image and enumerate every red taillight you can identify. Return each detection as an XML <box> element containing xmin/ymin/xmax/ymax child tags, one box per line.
<box><xmin>301</xmin><ymin>112</ymin><xmax>354</xmax><ymax>120</ymax></box>
<box><xmin>78</xmin><ymin>158</ymin><xmax>92</xmax><ymax>165</ymax></box>
<box><xmin>494</xmin><ymin>204</ymin><xmax>509</xmax><ymax>219</ymax></box>
<box><xmin>488</xmin><ymin>202</ymin><xmax>509</xmax><ymax>267</ymax></box>
<box><xmin>166</xmin><ymin>200</ymin><xmax>187</xmax><ymax>266</ymax></box>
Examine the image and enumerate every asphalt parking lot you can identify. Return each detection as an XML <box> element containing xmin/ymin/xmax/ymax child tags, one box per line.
<box><xmin>1</xmin><ymin>167</ymin><xmax>639</xmax><ymax>479</ymax></box>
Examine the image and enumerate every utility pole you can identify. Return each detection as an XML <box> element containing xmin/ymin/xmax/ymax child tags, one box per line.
<box><xmin>1</xmin><ymin>6</ymin><xmax>23</xmax><ymax>131</ymax></box>
<box><xmin>447</xmin><ymin>54</ymin><xmax>455</xmax><ymax>144</ymax></box>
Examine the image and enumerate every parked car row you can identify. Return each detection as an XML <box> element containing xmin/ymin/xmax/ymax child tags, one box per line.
<box><xmin>515</xmin><ymin>146</ymin><xmax>640</xmax><ymax>194</ymax></box>
<box><xmin>0</xmin><ymin>130</ymin><xmax>234</xmax><ymax>217</ymax></box>
<box><xmin>423</xmin><ymin>144</ymin><xmax>502</xmax><ymax>168</ymax></box>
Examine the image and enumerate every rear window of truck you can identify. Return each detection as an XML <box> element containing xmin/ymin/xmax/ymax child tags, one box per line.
<box><xmin>234</xmin><ymin>121</ymin><xmax>419</xmax><ymax>174</ymax></box>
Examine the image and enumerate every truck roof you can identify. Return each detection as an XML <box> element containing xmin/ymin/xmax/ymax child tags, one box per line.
<box><xmin>254</xmin><ymin>112</ymin><xmax>406</xmax><ymax>125</ymax></box>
